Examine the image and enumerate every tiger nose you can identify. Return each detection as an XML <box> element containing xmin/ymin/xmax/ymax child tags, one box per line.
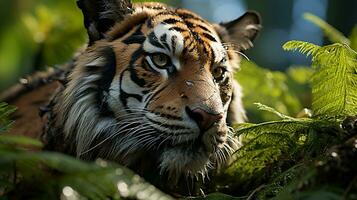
<box><xmin>186</xmin><ymin>107</ymin><xmax>223</xmax><ymax>131</ymax></box>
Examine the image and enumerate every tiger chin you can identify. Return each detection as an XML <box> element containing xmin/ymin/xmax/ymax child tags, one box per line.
<box><xmin>43</xmin><ymin>0</ymin><xmax>261</xmax><ymax>195</ymax></box>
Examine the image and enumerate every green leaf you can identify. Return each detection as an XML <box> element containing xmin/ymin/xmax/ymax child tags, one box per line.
<box><xmin>0</xmin><ymin>135</ymin><xmax>43</xmax><ymax>148</ymax></box>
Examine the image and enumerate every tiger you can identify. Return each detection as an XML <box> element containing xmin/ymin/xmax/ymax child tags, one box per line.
<box><xmin>4</xmin><ymin>0</ymin><xmax>261</xmax><ymax>195</ymax></box>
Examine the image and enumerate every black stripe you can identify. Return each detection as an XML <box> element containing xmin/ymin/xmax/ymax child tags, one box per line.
<box><xmin>163</xmin><ymin>18</ymin><xmax>180</xmax><ymax>24</ymax></box>
<box><xmin>143</xmin><ymin>59</ymin><xmax>160</xmax><ymax>74</ymax></box>
<box><xmin>183</xmin><ymin>35</ymin><xmax>191</xmax><ymax>42</ymax></box>
<box><xmin>119</xmin><ymin>69</ymin><xmax>143</xmax><ymax>109</ymax></box>
<box><xmin>98</xmin><ymin>47</ymin><xmax>116</xmax><ymax>92</ymax></box>
<box><xmin>202</xmin><ymin>32</ymin><xmax>217</xmax><ymax>42</ymax></box>
<box><xmin>144</xmin><ymin>92</ymin><xmax>154</xmax><ymax>102</ymax></box>
<box><xmin>120</xmin><ymin>90</ymin><xmax>143</xmax><ymax>105</ymax></box>
<box><xmin>123</xmin><ymin>35</ymin><xmax>146</xmax><ymax>45</ymax></box>
<box><xmin>142</xmin><ymin>90</ymin><xmax>150</xmax><ymax>95</ymax></box>
<box><xmin>145</xmin><ymin>5</ymin><xmax>166</xmax><ymax>10</ymax></box>
<box><xmin>208</xmin><ymin>45</ymin><xmax>216</xmax><ymax>65</ymax></box>
<box><xmin>119</xmin><ymin>70</ymin><xmax>129</xmax><ymax>108</ymax></box>
<box><xmin>153</xmin><ymin>112</ymin><xmax>183</xmax><ymax>121</ymax></box>
<box><xmin>109</xmin><ymin>17</ymin><xmax>148</xmax><ymax>41</ymax></box>
<box><xmin>202</xmin><ymin>43</ymin><xmax>208</xmax><ymax>55</ymax></box>
<box><xmin>171</xmin><ymin>35</ymin><xmax>177</xmax><ymax>54</ymax></box>
<box><xmin>185</xmin><ymin>21</ymin><xmax>194</xmax><ymax>28</ymax></box>
<box><xmin>144</xmin><ymin>84</ymin><xmax>169</xmax><ymax>108</ymax></box>
<box><xmin>148</xmin><ymin>32</ymin><xmax>164</xmax><ymax>49</ymax></box>
<box><xmin>147</xmin><ymin>18</ymin><xmax>154</xmax><ymax>28</ymax></box>
<box><xmin>129</xmin><ymin>47</ymin><xmax>146</xmax><ymax>87</ymax></box>
<box><xmin>169</xmin><ymin>26</ymin><xmax>185</xmax><ymax>32</ymax></box>
<box><xmin>193</xmin><ymin>32</ymin><xmax>203</xmax><ymax>44</ymax></box>
<box><xmin>185</xmin><ymin>21</ymin><xmax>209</xmax><ymax>32</ymax></box>
<box><xmin>178</xmin><ymin>12</ymin><xmax>205</xmax><ymax>22</ymax></box>
<box><xmin>122</xmin><ymin>24</ymin><xmax>146</xmax><ymax>44</ymax></box>
<box><xmin>186</xmin><ymin>41</ymin><xmax>196</xmax><ymax>53</ymax></box>
<box><xmin>198</xmin><ymin>24</ymin><xmax>210</xmax><ymax>32</ymax></box>
<box><xmin>84</xmin><ymin>47</ymin><xmax>116</xmax><ymax>117</ymax></box>
<box><xmin>160</xmin><ymin>33</ymin><xmax>170</xmax><ymax>50</ymax></box>
<box><xmin>182</xmin><ymin>37</ymin><xmax>195</xmax><ymax>54</ymax></box>
<box><xmin>156</xmin><ymin>11</ymin><xmax>176</xmax><ymax>17</ymax></box>
<box><xmin>147</xmin><ymin>117</ymin><xmax>187</xmax><ymax>130</ymax></box>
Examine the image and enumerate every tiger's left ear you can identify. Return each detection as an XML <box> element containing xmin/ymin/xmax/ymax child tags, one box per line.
<box><xmin>77</xmin><ymin>0</ymin><xmax>133</xmax><ymax>45</ymax></box>
<box><xmin>215</xmin><ymin>11</ymin><xmax>262</xmax><ymax>50</ymax></box>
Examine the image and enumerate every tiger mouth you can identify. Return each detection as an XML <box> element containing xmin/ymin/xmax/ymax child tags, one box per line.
<box><xmin>154</xmin><ymin>128</ymin><xmax>227</xmax><ymax>155</ymax></box>
<box><xmin>157</xmin><ymin>130</ymin><xmax>231</xmax><ymax>179</ymax></box>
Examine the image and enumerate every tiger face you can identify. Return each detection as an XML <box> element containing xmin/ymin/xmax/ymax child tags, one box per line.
<box><xmin>49</xmin><ymin>1</ymin><xmax>261</xmax><ymax>183</ymax></box>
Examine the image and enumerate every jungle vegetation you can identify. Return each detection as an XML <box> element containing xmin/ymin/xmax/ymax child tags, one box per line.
<box><xmin>0</xmin><ymin>1</ymin><xmax>356</xmax><ymax>199</ymax></box>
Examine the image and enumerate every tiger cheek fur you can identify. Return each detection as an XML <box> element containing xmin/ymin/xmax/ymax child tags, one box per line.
<box><xmin>44</xmin><ymin>1</ymin><xmax>261</xmax><ymax>194</ymax></box>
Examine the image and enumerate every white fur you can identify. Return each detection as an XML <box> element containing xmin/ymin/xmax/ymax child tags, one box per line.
<box><xmin>159</xmin><ymin>147</ymin><xmax>210</xmax><ymax>180</ymax></box>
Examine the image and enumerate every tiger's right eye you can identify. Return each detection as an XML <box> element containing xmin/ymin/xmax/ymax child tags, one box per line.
<box><xmin>212</xmin><ymin>67</ymin><xmax>227</xmax><ymax>82</ymax></box>
<box><xmin>152</xmin><ymin>53</ymin><xmax>170</xmax><ymax>68</ymax></box>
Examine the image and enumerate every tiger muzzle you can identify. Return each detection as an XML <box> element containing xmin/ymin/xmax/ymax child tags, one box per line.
<box><xmin>185</xmin><ymin>105</ymin><xmax>228</xmax><ymax>153</ymax></box>
<box><xmin>185</xmin><ymin>107</ymin><xmax>223</xmax><ymax>131</ymax></box>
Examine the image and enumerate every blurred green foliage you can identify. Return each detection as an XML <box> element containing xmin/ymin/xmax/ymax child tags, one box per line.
<box><xmin>0</xmin><ymin>1</ymin><xmax>86</xmax><ymax>91</ymax></box>
<box><xmin>237</xmin><ymin>61</ymin><xmax>312</xmax><ymax>123</ymax></box>
<box><xmin>0</xmin><ymin>0</ymin><xmax>170</xmax><ymax>91</ymax></box>
<box><xmin>0</xmin><ymin>135</ymin><xmax>173</xmax><ymax>200</ymax></box>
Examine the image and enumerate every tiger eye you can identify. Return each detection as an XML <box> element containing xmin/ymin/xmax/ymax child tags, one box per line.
<box><xmin>152</xmin><ymin>54</ymin><xmax>169</xmax><ymax>68</ymax></box>
<box><xmin>212</xmin><ymin>67</ymin><xmax>226</xmax><ymax>81</ymax></box>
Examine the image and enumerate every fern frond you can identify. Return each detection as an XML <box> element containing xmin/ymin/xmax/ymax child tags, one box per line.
<box><xmin>284</xmin><ymin>41</ymin><xmax>357</xmax><ymax>118</ymax></box>
<box><xmin>311</xmin><ymin>44</ymin><xmax>357</xmax><ymax>118</ymax></box>
<box><xmin>304</xmin><ymin>13</ymin><xmax>350</xmax><ymax>45</ymax></box>
<box><xmin>0</xmin><ymin>102</ymin><xmax>16</xmax><ymax>133</ymax></box>
<box><xmin>282</xmin><ymin>41</ymin><xmax>322</xmax><ymax>57</ymax></box>
<box><xmin>227</xmin><ymin>118</ymin><xmax>314</xmax><ymax>181</ymax></box>
<box><xmin>235</xmin><ymin>118</ymin><xmax>316</xmax><ymax>137</ymax></box>
<box><xmin>254</xmin><ymin>103</ymin><xmax>296</xmax><ymax>120</ymax></box>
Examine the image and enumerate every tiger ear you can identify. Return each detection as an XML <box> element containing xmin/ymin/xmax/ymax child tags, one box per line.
<box><xmin>215</xmin><ymin>11</ymin><xmax>262</xmax><ymax>51</ymax></box>
<box><xmin>77</xmin><ymin>0</ymin><xmax>133</xmax><ymax>44</ymax></box>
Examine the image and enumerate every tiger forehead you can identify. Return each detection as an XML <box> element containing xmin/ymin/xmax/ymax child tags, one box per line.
<box><xmin>108</xmin><ymin>3</ymin><xmax>227</xmax><ymax>64</ymax></box>
<box><xmin>149</xmin><ymin>8</ymin><xmax>219</xmax><ymax>41</ymax></box>
<box><xmin>145</xmin><ymin>7</ymin><xmax>225</xmax><ymax>63</ymax></box>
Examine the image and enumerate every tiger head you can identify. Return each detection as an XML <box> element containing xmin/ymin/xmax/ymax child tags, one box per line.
<box><xmin>51</xmin><ymin>0</ymin><xmax>261</xmax><ymax>183</ymax></box>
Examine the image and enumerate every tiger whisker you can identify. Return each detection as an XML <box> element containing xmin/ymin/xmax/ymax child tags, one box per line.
<box><xmin>79</xmin><ymin>118</ymin><xmax>146</xmax><ymax>155</ymax></box>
